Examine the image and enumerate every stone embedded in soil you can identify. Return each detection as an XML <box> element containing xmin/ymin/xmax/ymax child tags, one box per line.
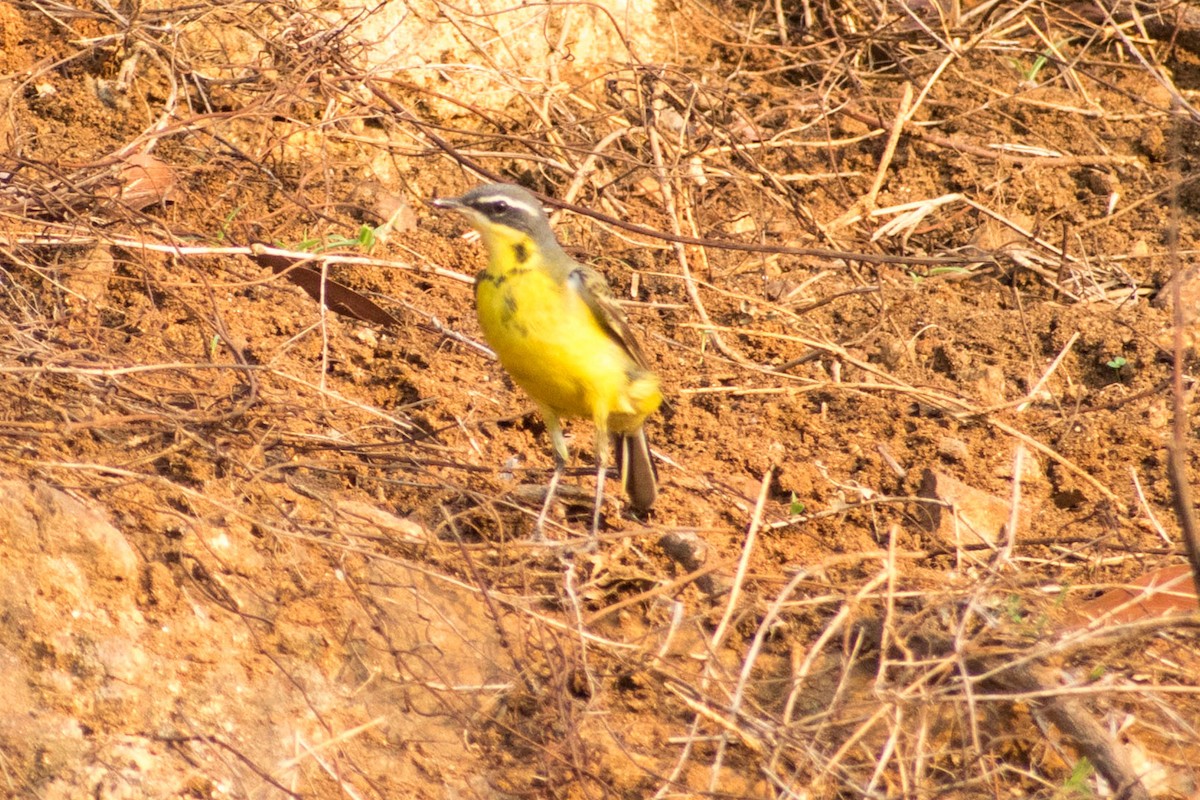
<box><xmin>1153</xmin><ymin>265</ymin><xmax>1200</xmax><ymax>340</ymax></box>
<box><xmin>937</xmin><ymin>436</ymin><xmax>970</xmax><ymax>463</ymax></box>
<box><xmin>335</xmin><ymin>499</ymin><xmax>428</xmax><ymax>543</ymax></box>
<box><xmin>917</xmin><ymin>469</ymin><xmax>1018</xmax><ymax>548</ymax></box>
<box><xmin>2</xmin><ymin>481</ymin><xmax>138</xmax><ymax>581</ymax></box>
<box><xmin>0</xmin><ymin>481</ymin><xmax>493</xmax><ymax>798</ymax></box>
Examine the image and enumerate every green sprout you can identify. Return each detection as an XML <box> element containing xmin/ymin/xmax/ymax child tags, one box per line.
<box><xmin>1058</xmin><ymin>757</ymin><xmax>1094</xmax><ymax>798</ymax></box>
<box><xmin>1003</xmin><ymin>593</ymin><xmax>1025</xmax><ymax>624</ymax></box>
<box><xmin>1105</xmin><ymin>356</ymin><xmax>1127</xmax><ymax>370</ymax></box>
<box><xmin>1009</xmin><ymin>42</ymin><xmax>1064</xmax><ymax>85</ymax></box>
<box><xmin>214</xmin><ymin>206</ymin><xmax>244</xmax><ymax>242</ymax></box>
<box><xmin>1021</xmin><ymin>52</ymin><xmax>1049</xmax><ymax>83</ymax></box>
<box><xmin>292</xmin><ymin>224</ymin><xmax>380</xmax><ymax>254</ymax></box>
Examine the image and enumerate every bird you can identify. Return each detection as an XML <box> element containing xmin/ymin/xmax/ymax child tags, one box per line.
<box><xmin>433</xmin><ymin>182</ymin><xmax>662</xmax><ymax>536</ymax></box>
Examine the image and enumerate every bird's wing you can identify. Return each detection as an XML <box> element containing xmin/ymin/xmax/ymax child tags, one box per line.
<box><xmin>568</xmin><ymin>265</ymin><xmax>652</xmax><ymax>370</ymax></box>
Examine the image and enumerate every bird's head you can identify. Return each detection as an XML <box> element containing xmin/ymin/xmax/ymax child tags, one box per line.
<box><xmin>433</xmin><ymin>183</ymin><xmax>558</xmax><ymax>254</ymax></box>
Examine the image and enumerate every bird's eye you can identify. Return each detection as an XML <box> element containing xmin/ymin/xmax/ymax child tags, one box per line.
<box><xmin>491</xmin><ymin>199</ymin><xmax>509</xmax><ymax>214</ymax></box>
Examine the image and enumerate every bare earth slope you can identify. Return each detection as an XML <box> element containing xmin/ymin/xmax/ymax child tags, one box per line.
<box><xmin>1</xmin><ymin>0</ymin><xmax>1199</xmax><ymax>796</ymax></box>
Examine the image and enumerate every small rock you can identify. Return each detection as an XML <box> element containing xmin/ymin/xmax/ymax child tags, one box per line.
<box><xmin>659</xmin><ymin>531</ymin><xmax>722</xmax><ymax>595</ymax></box>
<box><xmin>2</xmin><ymin>482</ymin><xmax>138</xmax><ymax>581</ymax></box>
<box><xmin>937</xmin><ymin>437</ymin><xmax>970</xmax><ymax>463</ymax></box>
<box><xmin>113</xmin><ymin>153</ymin><xmax>178</xmax><ymax>210</ymax></box>
<box><xmin>992</xmin><ymin>451</ymin><xmax>1046</xmax><ymax>485</ymax></box>
<box><xmin>973</xmin><ymin>365</ymin><xmax>1008</xmax><ymax>407</ymax></box>
<box><xmin>917</xmin><ymin>469</ymin><xmax>1016</xmax><ymax>547</ymax></box>
<box><xmin>335</xmin><ymin>500</ymin><xmax>428</xmax><ymax>544</ymax></box>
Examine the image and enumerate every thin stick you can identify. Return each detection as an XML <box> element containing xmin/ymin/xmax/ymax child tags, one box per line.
<box><xmin>1164</xmin><ymin>99</ymin><xmax>1200</xmax><ymax>604</ymax></box>
<box><xmin>644</xmin><ymin>80</ymin><xmax>761</xmax><ymax>370</ymax></box>
<box><xmin>1012</xmin><ymin>331</ymin><xmax>1079</xmax><ymax>413</ymax></box>
<box><xmin>833</xmin><ymin>82</ymin><xmax>914</xmax><ymax>229</ymax></box>
<box><xmin>706</xmin><ymin>468</ymin><xmax>772</xmax><ymax>791</ymax></box>
<box><xmin>1130</xmin><ymin>467</ymin><xmax>1171</xmax><ymax>546</ymax></box>
<box><xmin>710</xmin><ymin>468</ymin><xmax>772</xmax><ymax>650</ymax></box>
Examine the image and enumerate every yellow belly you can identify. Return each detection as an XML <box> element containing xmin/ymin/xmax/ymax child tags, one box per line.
<box><xmin>476</xmin><ymin>267</ymin><xmax>660</xmax><ymax>432</ymax></box>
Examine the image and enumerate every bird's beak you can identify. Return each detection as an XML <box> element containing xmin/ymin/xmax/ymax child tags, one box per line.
<box><xmin>431</xmin><ymin>196</ymin><xmax>465</xmax><ymax>211</ymax></box>
<box><xmin>431</xmin><ymin>195</ymin><xmax>485</xmax><ymax>241</ymax></box>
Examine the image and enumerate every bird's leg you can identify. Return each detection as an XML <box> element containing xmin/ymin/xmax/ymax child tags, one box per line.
<box><xmin>591</xmin><ymin>427</ymin><xmax>610</xmax><ymax>539</ymax></box>
<box><xmin>534</xmin><ymin>409</ymin><xmax>569</xmax><ymax>539</ymax></box>
<box><xmin>533</xmin><ymin>454</ymin><xmax>564</xmax><ymax>541</ymax></box>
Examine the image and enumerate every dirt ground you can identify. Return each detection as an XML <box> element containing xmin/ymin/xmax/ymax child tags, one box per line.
<box><xmin>2</xmin><ymin>0</ymin><xmax>1200</xmax><ymax>797</ymax></box>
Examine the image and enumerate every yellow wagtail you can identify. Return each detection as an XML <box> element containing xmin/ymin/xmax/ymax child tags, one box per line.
<box><xmin>433</xmin><ymin>183</ymin><xmax>662</xmax><ymax>533</ymax></box>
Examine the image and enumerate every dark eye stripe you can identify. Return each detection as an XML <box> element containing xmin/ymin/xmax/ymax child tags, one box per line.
<box><xmin>470</xmin><ymin>194</ymin><xmax>541</xmax><ymax>218</ymax></box>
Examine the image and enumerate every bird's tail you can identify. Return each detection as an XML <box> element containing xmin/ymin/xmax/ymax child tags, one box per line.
<box><xmin>617</xmin><ymin>427</ymin><xmax>657</xmax><ymax>514</ymax></box>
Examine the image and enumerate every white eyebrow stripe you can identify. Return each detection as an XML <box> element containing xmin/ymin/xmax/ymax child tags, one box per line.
<box><xmin>470</xmin><ymin>193</ymin><xmax>544</xmax><ymax>216</ymax></box>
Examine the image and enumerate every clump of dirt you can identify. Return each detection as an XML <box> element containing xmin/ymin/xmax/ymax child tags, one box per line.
<box><xmin>1</xmin><ymin>0</ymin><xmax>1199</xmax><ymax>796</ymax></box>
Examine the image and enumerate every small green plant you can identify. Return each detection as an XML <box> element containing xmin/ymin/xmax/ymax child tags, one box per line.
<box><xmin>1056</xmin><ymin>757</ymin><xmax>1094</xmax><ymax>798</ymax></box>
<box><xmin>1105</xmin><ymin>356</ymin><xmax>1128</xmax><ymax>370</ymax></box>
<box><xmin>1003</xmin><ymin>593</ymin><xmax>1025</xmax><ymax>623</ymax></box>
<box><xmin>1017</xmin><ymin>52</ymin><xmax>1049</xmax><ymax>83</ymax></box>
<box><xmin>214</xmin><ymin>206</ymin><xmax>244</xmax><ymax>242</ymax></box>
<box><xmin>789</xmin><ymin>493</ymin><xmax>805</xmax><ymax>516</ymax></box>
<box><xmin>1001</xmin><ymin>593</ymin><xmax>1052</xmax><ymax>638</ymax></box>
<box><xmin>292</xmin><ymin>224</ymin><xmax>380</xmax><ymax>254</ymax></box>
<box><xmin>1009</xmin><ymin>41</ymin><xmax>1066</xmax><ymax>85</ymax></box>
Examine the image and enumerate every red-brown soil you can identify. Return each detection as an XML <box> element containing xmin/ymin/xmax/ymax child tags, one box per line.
<box><xmin>1</xmin><ymin>0</ymin><xmax>1199</xmax><ymax>797</ymax></box>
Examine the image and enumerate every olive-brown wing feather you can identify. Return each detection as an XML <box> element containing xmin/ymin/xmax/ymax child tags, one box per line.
<box><xmin>567</xmin><ymin>266</ymin><xmax>652</xmax><ymax>370</ymax></box>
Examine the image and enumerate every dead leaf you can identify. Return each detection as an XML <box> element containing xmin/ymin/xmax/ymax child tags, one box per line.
<box><xmin>250</xmin><ymin>244</ymin><xmax>402</xmax><ymax>328</ymax></box>
<box><xmin>1066</xmin><ymin>564</ymin><xmax>1197</xmax><ymax>626</ymax></box>
<box><xmin>113</xmin><ymin>153</ymin><xmax>177</xmax><ymax>210</ymax></box>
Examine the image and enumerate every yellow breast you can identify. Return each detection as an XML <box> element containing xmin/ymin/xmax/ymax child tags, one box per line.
<box><xmin>474</xmin><ymin>241</ymin><xmax>660</xmax><ymax>430</ymax></box>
